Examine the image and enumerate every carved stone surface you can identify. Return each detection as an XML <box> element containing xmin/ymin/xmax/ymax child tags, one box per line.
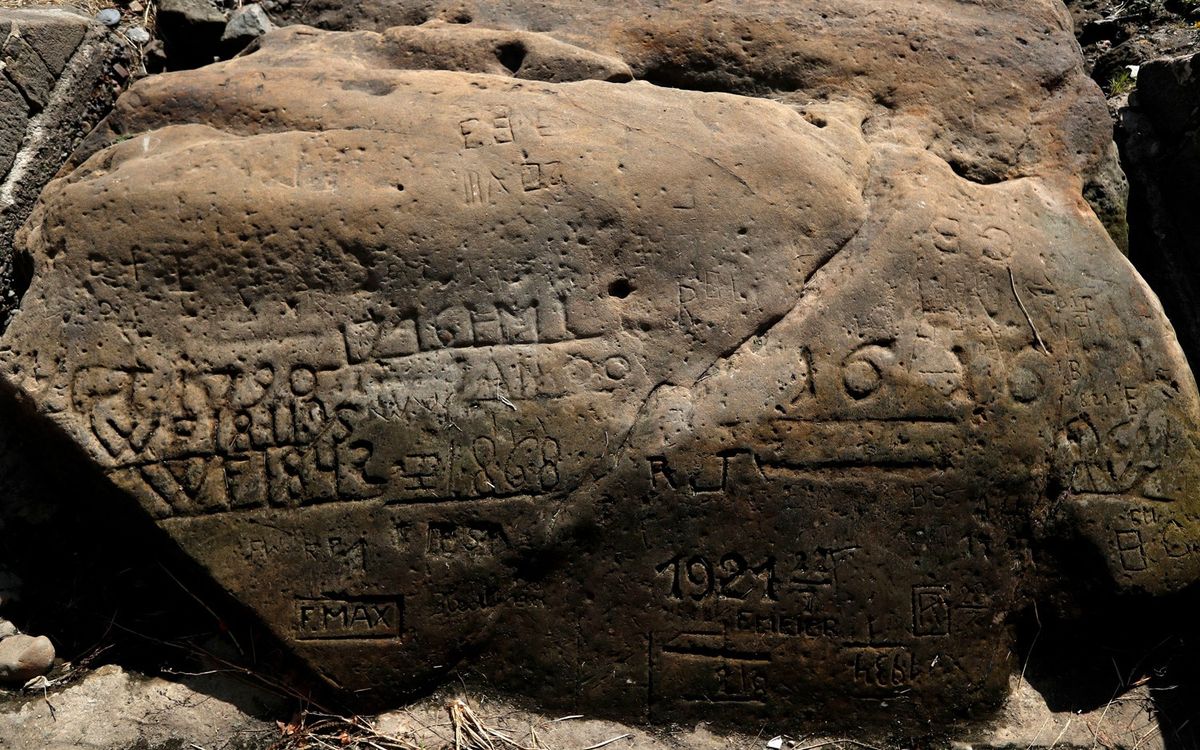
<box><xmin>2</xmin><ymin>4</ymin><xmax>1200</xmax><ymax>730</ymax></box>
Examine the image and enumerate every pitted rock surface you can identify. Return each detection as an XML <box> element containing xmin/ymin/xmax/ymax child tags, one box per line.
<box><xmin>2</xmin><ymin>7</ymin><xmax>1200</xmax><ymax>730</ymax></box>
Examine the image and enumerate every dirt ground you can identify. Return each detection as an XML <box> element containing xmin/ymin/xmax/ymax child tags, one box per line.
<box><xmin>0</xmin><ymin>666</ymin><xmax>1173</xmax><ymax>750</ymax></box>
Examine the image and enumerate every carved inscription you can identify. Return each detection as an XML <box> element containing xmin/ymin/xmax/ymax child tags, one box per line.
<box><xmin>71</xmin><ymin>282</ymin><xmax>635</xmax><ymax>517</ymax></box>
<box><xmin>733</xmin><ymin>611</ymin><xmax>838</xmax><ymax>638</ymax></box>
<box><xmin>652</xmin><ymin>632</ymin><xmax>771</xmax><ymax>708</ymax></box>
<box><xmin>427</xmin><ymin>521</ymin><xmax>507</xmax><ymax>557</ymax></box>
<box><xmin>656</xmin><ymin>553</ymin><xmax>778</xmax><ymax>602</ymax></box>
<box><xmin>460</xmin><ymin>108</ymin><xmax>514</xmax><ymax>148</ymax></box>
<box><xmin>431</xmin><ymin>584</ymin><xmax>545</xmax><ymax>615</ymax></box>
<box><xmin>344</xmin><ymin>295</ymin><xmax>576</xmax><ymax>361</ymax></box>
<box><xmin>296</xmin><ymin>598</ymin><xmax>402</xmax><ymax>640</ymax></box>
<box><xmin>911</xmin><ymin>585</ymin><xmax>950</xmax><ymax>636</ymax></box>
<box><xmin>851</xmin><ymin>647</ymin><xmax>919</xmax><ymax>690</ymax></box>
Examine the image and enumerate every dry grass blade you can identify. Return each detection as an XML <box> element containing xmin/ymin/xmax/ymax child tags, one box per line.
<box><xmin>578</xmin><ymin>734</ymin><xmax>631</xmax><ymax>750</ymax></box>
<box><xmin>1048</xmin><ymin>716</ymin><xmax>1074</xmax><ymax>749</ymax></box>
<box><xmin>448</xmin><ymin>698</ymin><xmax>540</xmax><ymax>750</ymax></box>
<box><xmin>794</xmin><ymin>740</ymin><xmax>885</xmax><ymax>750</ymax></box>
<box><xmin>449</xmin><ymin>698</ymin><xmax>498</xmax><ymax>750</ymax></box>
<box><xmin>267</xmin><ymin>709</ymin><xmax>421</xmax><ymax>750</ymax></box>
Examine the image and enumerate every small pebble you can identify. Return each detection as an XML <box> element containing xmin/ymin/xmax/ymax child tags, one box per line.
<box><xmin>96</xmin><ymin>8</ymin><xmax>122</xmax><ymax>27</ymax></box>
<box><xmin>221</xmin><ymin>4</ymin><xmax>274</xmax><ymax>43</ymax></box>
<box><xmin>128</xmin><ymin>26</ymin><xmax>151</xmax><ymax>44</ymax></box>
<box><xmin>0</xmin><ymin>634</ymin><xmax>55</xmax><ymax>685</ymax></box>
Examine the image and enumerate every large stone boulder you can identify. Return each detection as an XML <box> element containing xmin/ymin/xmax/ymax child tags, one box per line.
<box><xmin>2</xmin><ymin>1</ymin><xmax>1198</xmax><ymax>733</ymax></box>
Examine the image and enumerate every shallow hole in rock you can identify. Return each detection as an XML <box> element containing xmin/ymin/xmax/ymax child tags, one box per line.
<box><xmin>946</xmin><ymin>157</ymin><xmax>1005</xmax><ymax>185</ymax></box>
<box><xmin>342</xmin><ymin>79</ymin><xmax>396</xmax><ymax>96</ymax></box>
<box><xmin>496</xmin><ymin>41</ymin><xmax>527</xmax><ymax>75</ymax></box>
<box><xmin>607</xmin><ymin>278</ymin><xmax>635</xmax><ymax>298</ymax></box>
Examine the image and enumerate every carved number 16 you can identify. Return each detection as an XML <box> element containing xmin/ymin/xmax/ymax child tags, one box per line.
<box><xmin>656</xmin><ymin>553</ymin><xmax>779</xmax><ymax>601</ymax></box>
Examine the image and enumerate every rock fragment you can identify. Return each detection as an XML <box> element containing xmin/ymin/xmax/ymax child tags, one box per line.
<box><xmin>2</xmin><ymin>27</ymin><xmax>58</xmax><ymax>111</ymax></box>
<box><xmin>156</xmin><ymin>0</ymin><xmax>226</xmax><ymax>26</ymax></box>
<box><xmin>0</xmin><ymin>633</ymin><xmax>54</xmax><ymax>684</ymax></box>
<box><xmin>221</xmin><ymin>4</ymin><xmax>273</xmax><ymax>49</ymax></box>
<box><xmin>1</xmin><ymin>8</ymin><xmax>131</xmax><ymax>326</ymax></box>
<box><xmin>95</xmin><ymin>8</ymin><xmax>121</xmax><ymax>27</ymax></box>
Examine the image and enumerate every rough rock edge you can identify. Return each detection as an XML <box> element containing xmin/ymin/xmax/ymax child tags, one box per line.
<box><xmin>0</xmin><ymin>16</ymin><xmax>130</xmax><ymax>329</ymax></box>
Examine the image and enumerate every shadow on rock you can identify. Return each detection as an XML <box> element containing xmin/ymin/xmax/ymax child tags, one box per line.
<box><xmin>0</xmin><ymin>393</ymin><xmax>301</xmax><ymax>720</ymax></box>
<box><xmin>1015</xmin><ymin>551</ymin><xmax>1200</xmax><ymax>749</ymax></box>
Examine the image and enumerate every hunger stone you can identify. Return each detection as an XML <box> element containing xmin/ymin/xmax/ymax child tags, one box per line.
<box><xmin>2</xmin><ymin>2</ymin><xmax>1199</xmax><ymax>730</ymax></box>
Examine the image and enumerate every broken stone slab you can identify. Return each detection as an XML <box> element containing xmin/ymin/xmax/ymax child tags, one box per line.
<box><xmin>0</xmin><ymin>10</ymin><xmax>88</xmax><ymax>79</ymax></box>
<box><xmin>0</xmin><ymin>8</ymin><xmax>89</xmax><ymax>173</ymax></box>
<box><xmin>3</xmin><ymin>4</ymin><xmax>1200</xmax><ymax>733</ymax></box>
<box><xmin>0</xmin><ymin>9</ymin><xmax>131</xmax><ymax>327</ymax></box>
<box><xmin>0</xmin><ymin>75</ymin><xmax>26</xmax><ymax>185</ymax></box>
<box><xmin>2</xmin><ymin>31</ymin><xmax>58</xmax><ymax>113</ymax></box>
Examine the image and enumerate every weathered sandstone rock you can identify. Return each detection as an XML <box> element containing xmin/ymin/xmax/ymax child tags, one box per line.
<box><xmin>2</xmin><ymin>3</ymin><xmax>1198</xmax><ymax>732</ymax></box>
<box><xmin>257</xmin><ymin>0</ymin><xmax>1115</xmax><ymax>190</ymax></box>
